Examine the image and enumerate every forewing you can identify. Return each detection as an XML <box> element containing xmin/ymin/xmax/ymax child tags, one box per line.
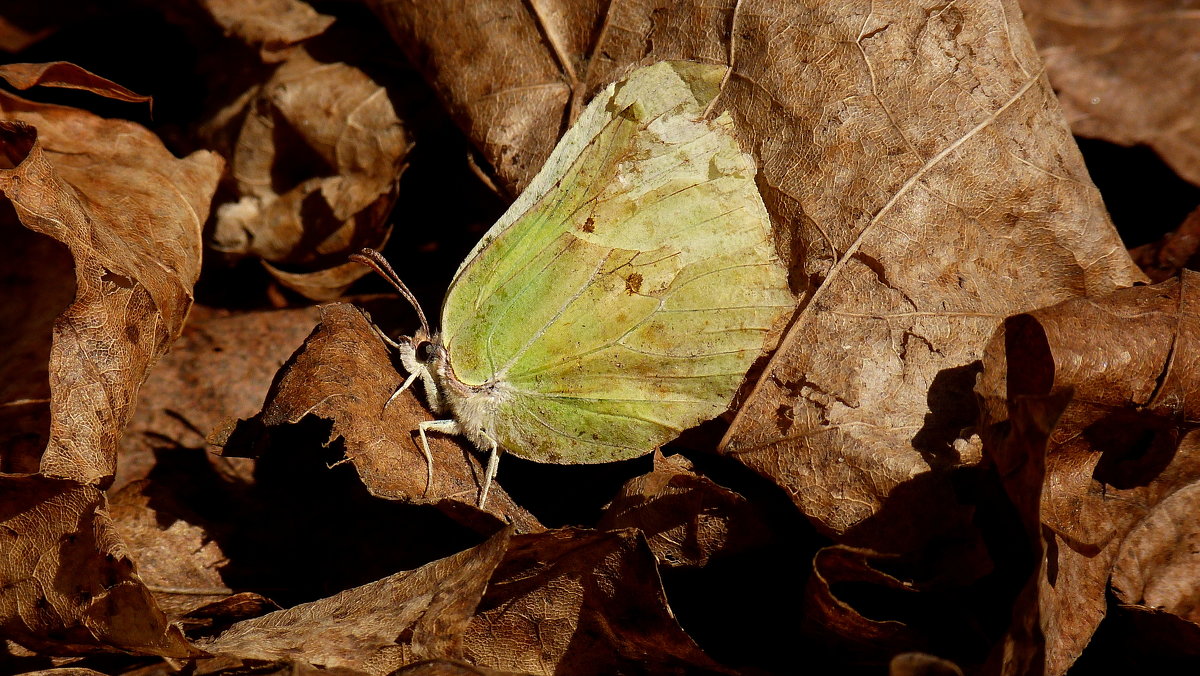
<box><xmin>441</xmin><ymin>61</ymin><xmax>794</xmax><ymax>463</ymax></box>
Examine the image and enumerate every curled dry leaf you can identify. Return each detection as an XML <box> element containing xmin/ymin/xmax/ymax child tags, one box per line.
<box><xmin>227</xmin><ymin>302</ymin><xmax>540</xmax><ymax>532</ymax></box>
<box><xmin>803</xmin><ymin>545</ymin><xmax>920</xmax><ymax>661</ymax></box>
<box><xmin>208</xmin><ymin>48</ymin><xmax>409</xmax><ymax>300</ymax></box>
<box><xmin>597</xmin><ymin>452</ymin><xmax>770</xmax><ymax>568</ymax></box>
<box><xmin>1020</xmin><ymin>0</ymin><xmax>1200</xmax><ymax>186</ymax></box>
<box><xmin>369</xmin><ymin>0</ymin><xmax>1145</xmax><ymax>553</ymax></box>
<box><xmin>0</xmin><ymin>93</ymin><xmax>222</xmax><ymax>483</ymax></box>
<box><xmin>0</xmin><ymin>475</ymin><xmax>199</xmax><ymax>657</ymax></box>
<box><xmin>977</xmin><ymin>273</ymin><xmax>1200</xmax><ymax>675</ymax></box>
<box><xmin>0</xmin><ymin>62</ymin><xmax>151</xmax><ymax>104</ymax></box>
<box><xmin>462</xmin><ymin>528</ymin><xmax>726</xmax><ymax>676</ymax></box>
<box><xmin>198</xmin><ymin>527</ymin><xmax>514</xmax><ymax>673</ymax></box>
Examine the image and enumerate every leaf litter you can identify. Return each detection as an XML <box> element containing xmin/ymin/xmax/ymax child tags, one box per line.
<box><xmin>2</xmin><ymin>1</ymin><xmax>1200</xmax><ymax>675</ymax></box>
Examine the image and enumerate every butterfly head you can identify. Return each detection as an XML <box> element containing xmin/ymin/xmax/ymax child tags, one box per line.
<box><xmin>397</xmin><ymin>329</ymin><xmax>446</xmax><ymax>378</ymax></box>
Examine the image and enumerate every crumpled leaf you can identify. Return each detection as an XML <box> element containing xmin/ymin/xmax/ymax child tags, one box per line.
<box><xmin>977</xmin><ymin>272</ymin><xmax>1200</xmax><ymax>675</ymax></box>
<box><xmin>0</xmin><ymin>95</ymin><xmax>222</xmax><ymax>484</ymax></box>
<box><xmin>198</xmin><ymin>527</ymin><xmax>514</xmax><ymax>673</ymax></box>
<box><xmin>462</xmin><ymin>528</ymin><xmax>726</xmax><ymax>675</ymax></box>
<box><xmin>369</xmin><ymin>0</ymin><xmax>1145</xmax><ymax>555</ymax></box>
<box><xmin>207</xmin><ymin>47</ymin><xmax>409</xmax><ymax>300</ymax></box>
<box><xmin>1020</xmin><ymin>0</ymin><xmax>1200</xmax><ymax>186</ymax></box>
<box><xmin>597</xmin><ymin>452</ymin><xmax>770</xmax><ymax>568</ymax></box>
<box><xmin>0</xmin><ymin>475</ymin><xmax>199</xmax><ymax>657</ymax></box>
<box><xmin>222</xmin><ymin>302</ymin><xmax>540</xmax><ymax>533</ymax></box>
<box><xmin>0</xmin><ymin>62</ymin><xmax>150</xmax><ymax>104</ymax></box>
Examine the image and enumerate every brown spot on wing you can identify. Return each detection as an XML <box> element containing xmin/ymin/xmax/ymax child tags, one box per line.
<box><xmin>625</xmin><ymin>272</ymin><xmax>643</xmax><ymax>295</ymax></box>
<box><xmin>581</xmin><ymin>216</ymin><xmax>596</xmax><ymax>233</ymax></box>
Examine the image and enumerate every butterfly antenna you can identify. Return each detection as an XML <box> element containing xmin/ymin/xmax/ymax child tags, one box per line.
<box><xmin>350</xmin><ymin>248</ymin><xmax>431</xmax><ymax>337</ymax></box>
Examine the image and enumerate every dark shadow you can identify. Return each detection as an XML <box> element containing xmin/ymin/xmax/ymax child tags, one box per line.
<box><xmin>912</xmin><ymin>361</ymin><xmax>984</xmax><ymax>466</ymax></box>
<box><xmin>1076</xmin><ymin>138</ymin><xmax>1200</xmax><ymax>249</ymax></box>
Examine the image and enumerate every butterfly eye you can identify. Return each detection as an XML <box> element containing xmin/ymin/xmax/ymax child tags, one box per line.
<box><xmin>415</xmin><ymin>341</ymin><xmax>435</xmax><ymax>363</ymax></box>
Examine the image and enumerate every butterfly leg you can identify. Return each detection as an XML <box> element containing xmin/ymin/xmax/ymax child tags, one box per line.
<box><xmin>416</xmin><ymin>419</ymin><xmax>459</xmax><ymax>496</ymax></box>
<box><xmin>387</xmin><ymin>371</ymin><xmax>420</xmax><ymax>408</ymax></box>
<box><xmin>479</xmin><ymin>431</ymin><xmax>500</xmax><ymax>509</ymax></box>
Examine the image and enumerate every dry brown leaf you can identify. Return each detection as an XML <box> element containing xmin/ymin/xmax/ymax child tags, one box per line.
<box><xmin>108</xmin><ymin>481</ymin><xmax>230</xmax><ymax>619</ymax></box>
<box><xmin>208</xmin><ymin>47</ymin><xmax>408</xmax><ymax>300</ymax></box>
<box><xmin>116</xmin><ymin>304</ymin><xmax>322</xmax><ymax>490</ymax></box>
<box><xmin>367</xmin><ymin>0</ymin><xmax>568</xmax><ymax>196</ymax></box>
<box><xmin>1020</xmin><ymin>0</ymin><xmax>1200</xmax><ymax>186</ymax></box>
<box><xmin>198</xmin><ymin>527</ymin><xmax>514</xmax><ymax>674</ymax></box>
<box><xmin>226</xmin><ymin>302</ymin><xmax>540</xmax><ymax>532</ymax></box>
<box><xmin>0</xmin><ymin>95</ymin><xmax>222</xmax><ymax>484</ymax></box>
<box><xmin>597</xmin><ymin>452</ymin><xmax>770</xmax><ymax>568</ymax></box>
<box><xmin>1110</xmin><ymin>482</ymin><xmax>1200</xmax><ymax>623</ymax></box>
<box><xmin>202</xmin><ymin>0</ymin><xmax>335</xmax><ymax>61</ymax></box>
<box><xmin>977</xmin><ymin>273</ymin><xmax>1200</xmax><ymax>675</ymax></box>
<box><xmin>0</xmin><ymin>62</ymin><xmax>151</xmax><ymax>105</ymax></box>
<box><xmin>0</xmin><ymin>475</ymin><xmax>199</xmax><ymax>657</ymax></box>
<box><xmin>710</xmin><ymin>0</ymin><xmax>1144</xmax><ymax>549</ymax></box>
<box><xmin>462</xmin><ymin>528</ymin><xmax>726</xmax><ymax>675</ymax></box>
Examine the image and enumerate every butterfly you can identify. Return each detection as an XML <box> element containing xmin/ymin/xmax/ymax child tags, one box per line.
<box><xmin>353</xmin><ymin>60</ymin><xmax>794</xmax><ymax>506</ymax></box>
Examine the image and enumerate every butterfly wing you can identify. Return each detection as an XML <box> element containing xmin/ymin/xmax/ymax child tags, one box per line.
<box><xmin>440</xmin><ymin>61</ymin><xmax>793</xmax><ymax>464</ymax></box>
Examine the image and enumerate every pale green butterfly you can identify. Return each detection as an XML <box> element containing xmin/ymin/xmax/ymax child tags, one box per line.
<box><xmin>353</xmin><ymin>60</ymin><xmax>794</xmax><ymax>506</ymax></box>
